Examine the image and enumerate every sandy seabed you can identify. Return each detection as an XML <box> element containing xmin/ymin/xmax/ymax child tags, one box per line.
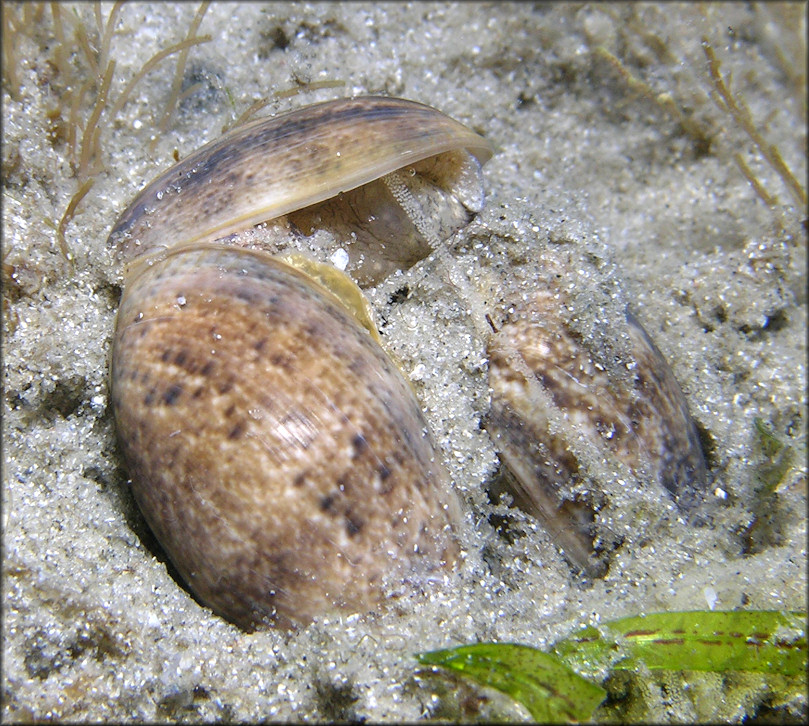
<box><xmin>2</xmin><ymin>3</ymin><xmax>806</xmax><ymax>722</ymax></box>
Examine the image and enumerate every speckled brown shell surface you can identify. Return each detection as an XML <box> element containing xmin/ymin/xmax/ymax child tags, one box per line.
<box><xmin>111</xmin><ymin>244</ymin><xmax>460</xmax><ymax>630</ymax></box>
<box><xmin>486</xmin><ymin>288</ymin><xmax>708</xmax><ymax>575</ymax></box>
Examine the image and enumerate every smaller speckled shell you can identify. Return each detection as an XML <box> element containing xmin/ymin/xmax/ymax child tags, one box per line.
<box><xmin>111</xmin><ymin>244</ymin><xmax>461</xmax><ymax>630</ymax></box>
<box><xmin>486</xmin><ymin>290</ymin><xmax>707</xmax><ymax>575</ymax></box>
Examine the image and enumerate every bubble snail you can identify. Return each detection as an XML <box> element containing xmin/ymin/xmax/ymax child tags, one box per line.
<box><xmin>108</xmin><ymin>96</ymin><xmax>707</xmax><ymax>630</ymax></box>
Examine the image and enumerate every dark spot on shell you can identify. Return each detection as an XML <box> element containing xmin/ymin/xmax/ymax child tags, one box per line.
<box><xmin>378</xmin><ymin>464</ymin><xmax>391</xmax><ymax>481</ymax></box>
<box><xmin>228</xmin><ymin>421</ymin><xmax>245</xmax><ymax>440</ymax></box>
<box><xmin>379</xmin><ymin>473</ymin><xmax>395</xmax><ymax>496</ymax></box>
<box><xmin>162</xmin><ymin>383</ymin><xmax>183</xmax><ymax>405</ymax></box>
<box><xmin>270</xmin><ymin>352</ymin><xmax>292</xmax><ymax>369</ymax></box>
<box><xmin>303</xmin><ymin>321</ymin><xmax>324</xmax><ymax>340</ymax></box>
<box><xmin>320</xmin><ymin>495</ymin><xmax>335</xmax><ymax>512</ymax></box>
<box><xmin>254</xmin><ymin>338</ymin><xmax>267</xmax><ymax>352</ymax></box>
<box><xmin>192</xmin><ymin>386</ymin><xmax>204</xmax><ymax>399</ymax></box>
<box><xmin>218</xmin><ymin>379</ymin><xmax>234</xmax><ymax>394</ymax></box>
<box><xmin>161</xmin><ymin>349</ymin><xmax>171</xmax><ymax>362</ymax></box>
<box><xmin>224</xmin><ymin>404</ymin><xmax>235</xmax><ymax>418</ymax></box>
<box><xmin>200</xmin><ymin>361</ymin><xmax>215</xmax><ymax>376</ymax></box>
<box><xmin>232</xmin><ymin>285</ymin><xmax>261</xmax><ymax>305</ymax></box>
<box><xmin>344</xmin><ymin>512</ymin><xmax>363</xmax><ymax>537</ymax></box>
<box><xmin>347</xmin><ymin>356</ymin><xmax>369</xmax><ymax>376</ymax></box>
<box><xmin>352</xmin><ymin>434</ymin><xmax>368</xmax><ymax>456</ymax></box>
<box><xmin>293</xmin><ymin>472</ymin><xmax>307</xmax><ymax>488</ymax></box>
<box><xmin>174</xmin><ymin>350</ymin><xmax>187</xmax><ymax>367</ymax></box>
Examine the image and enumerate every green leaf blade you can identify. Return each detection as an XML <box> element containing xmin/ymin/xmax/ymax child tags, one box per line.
<box><xmin>417</xmin><ymin>642</ymin><xmax>606</xmax><ymax>723</ymax></box>
<box><xmin>556</xmin><ymin>610</ymin><xmax>807</xmax><ymax>676</ymax></box>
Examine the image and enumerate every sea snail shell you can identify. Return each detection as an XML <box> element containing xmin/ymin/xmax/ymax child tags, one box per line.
<box><xmin>108</xmin><ymin>95</ymin><xmax>494</xmax><ymax>286</ymax></box>
<box><xmin>109</xmin><ymin>96</ymin><xmax>490</xmax><ymax>630</ymax></box>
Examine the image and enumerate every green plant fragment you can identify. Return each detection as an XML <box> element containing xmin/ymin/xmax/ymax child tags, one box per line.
<box><xmin>417</xmin><ymin>642</ymin><xmax>606</xmax><ymax>724</ymax></box>
<box><xmin>753</xmin><ymin>418</ymin><xmax>798</xmax><ymax>493</ymax></box>
<box><xmin>555</xmin><ymin>610</ymin><xmax>806</xmax><ymax>677</ymax></box>
<box><xmin>754</xmin><ymin>417</ymin><xmax>786</xmax><ymax>458</ymax></box>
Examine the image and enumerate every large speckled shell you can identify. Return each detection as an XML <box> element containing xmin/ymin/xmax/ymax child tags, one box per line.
<box><xmin>486</xmin><ymin>289</ymin><xmax>707</xmax><ymax>576</ymax></box>
<box><xmin>108</xmin><ymin>96</ymin><xmax>493</xmax><ymax>286</ymax></box>
<box><xmin>111</xmin><ymin>244</ymin><xmax>461</xmax><ymax>630</ymax></box>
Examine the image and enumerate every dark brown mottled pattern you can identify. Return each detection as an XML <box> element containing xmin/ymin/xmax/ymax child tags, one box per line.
<box><xmin>111</xmin><ymin>245</ymin><xmax>460</xmax><ymax>630</ymax></box>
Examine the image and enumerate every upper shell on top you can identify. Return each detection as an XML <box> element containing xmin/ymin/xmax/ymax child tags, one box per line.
<box><xmin>108</xmin><ymin>96</ymin><xmax>494</xmax><ymax>264</ymax></box>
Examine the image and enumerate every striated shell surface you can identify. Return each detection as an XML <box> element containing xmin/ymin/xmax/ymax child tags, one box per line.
<box><xmin>111</xmin><ymin>244</ymin><xmax>461</xmax><ymax>630</ymax></box>
<box><xmin>108</xmin><ymin>96</ymin><xmax>493</xmax><ymax>286</ymax></box>
<box><xmin>486</xmin><ymin>285</ymin><xmax>708</xmax><ymax>576</ymax></box>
